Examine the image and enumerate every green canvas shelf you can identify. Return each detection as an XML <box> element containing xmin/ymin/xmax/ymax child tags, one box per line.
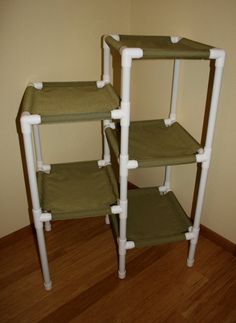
<box><xmin>109</xmin><ymin>187</ymin><xmax>192</xmax><ymax>248</ymax></box>
<box><xmin>21</xmin><ymin>81</ymin><xmax>119</xmax><ymax>123</ymax></box>
<box><xmin>106</xmin><ymin>119</ymin><xmax>201</xmax><ymax>167</ymax></box>
<box><xmin>37</xmin><ymin>161</ymin><xmax>118</xmax><ymax>220</ymax></box>
<box><xmin>105</xmin><ymin>35</ymin><xmax>213</xmax><ymax>60</ymax></box>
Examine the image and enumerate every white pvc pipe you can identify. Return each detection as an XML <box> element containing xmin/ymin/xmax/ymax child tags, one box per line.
<box><xmin>165</xmin><ymin>59</ymin><xmax>180</xmax><ymax>126</ymax></box>
<box><xmin>187</xmin><ymin>240</ymin><xmax>197</xmax><ymax>267</ymax></box>
<box><xmin>103</xmin><ymin>39</ymin><xmax>111</xmax><ymax>84</ymax></box>
<box><xmin>121</xmin><ymin>68</ymin><xmax>131</xmax><ymax>104</ymax></box>
<box><xmin>117</xmin><ymin>53</ymin><xmax>132</xmax><ymax>279</ymax></box>
<box><xmin>188</xmin><ymin>55</ymin><xmax>225</xmax><ymax>267</ymax></box>
<box><xmin>22</xmin><ymin>131</ymin><xmax>41</xmax><ymax>209</ymax></box>
<box><xmin>102</xmin><ymin>120</ymin><xmax>111</xmax><ymax>164</ymax></box>
<box><xmin>164</xmin><ymin>165</ymin><xmax>172</xmax><ymax>191</ymax></box>
<box><xmin>21</xmin><ymin>115</ymin><xmax>52</xmax><ymax>290</ymax></box>
<box><xmin>44</xmin><ymin>221</ymin><xmax>52</xmax><ymax>232</ymax></box>
<box><xmin>204</xmin><ymin>66</ymin><xmax>224</xmax><ymax>149</ymax></box>
<box><xmin>105</xmin><ymin>214</ymin><xmax>110</xmax><ymax>224</ymax></box>
<box><xmin>170</xmin><ymin>59</ymin><xmax>180</xmax><ymax>119</ymax></box>
<box><xmin>33</xmin><ymin>125</ymin><xmax>43</xmax><ymax>170</ymax></box>
<box><xmin>193</xmin><ymin>61</ymin><xmax>225</xmax><ymax>230</ymax></box>
<box><xmin>35</xmin><ymin>227</ymin><xmax>52</xmax><ymax>290</ymax></box>
<box><xmin>115</xmin><ymin>47</ymin><xmax>143</xmax><ymax>279</ymax></box>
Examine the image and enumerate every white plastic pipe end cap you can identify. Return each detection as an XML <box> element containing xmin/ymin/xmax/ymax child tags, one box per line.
<box><xmin>105</xmin><ymin>214</ymin><xmax>110</xmax><ymax>225</ymax></box>
<box><xmin>33</xmin><ymin>82</ymin><xmax>43</xmax><ymax>90</ymax></box>
<box><xmin>96</xmin><ymin>80</ymin><xmax>105</xmax><ymax>88</ymax></box>
<box><xmin>171</xmin><ymin>36</ymin><xmax>182</xmax><ymax>43</ymax></box>
<box><xmin>111</xmin><ymin>109</ymin><xmax>124</xmax><ymax>119</ymax></box>
<box><xmin>44</xmin><ymin>221</ymin><xmax>52</xmax><ymax>232</ymax></box>
<box><xmin>118</xmin><ymin>271</ymin><xmax>126</xmax><ymax>279</ymax></box>
<box><xmin>187</xmin><ymin>258</ymin><xmax>194</xmax><ymax>268</ymax></box>
<box><xmin>44</xmin><ymin>280</ymin><xmax>52</xmax><ymax>291</ymax></box>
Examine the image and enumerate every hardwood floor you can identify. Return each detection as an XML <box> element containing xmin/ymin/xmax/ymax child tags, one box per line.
<box><xmin>0</xmin><ymin>217</ymin><xmax>236</xmax><ymax>323</ymax></box>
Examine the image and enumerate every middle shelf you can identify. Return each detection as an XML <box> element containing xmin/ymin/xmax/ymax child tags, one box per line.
<box><xmin>106</xmin><ymin>119</ymin><xmax>201</xmax><ymax>167</ymax></box>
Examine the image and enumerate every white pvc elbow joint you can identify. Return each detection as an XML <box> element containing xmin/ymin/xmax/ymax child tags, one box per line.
<box><xmin>37</xmin><ymin>163</ymin><xmax>51</xmax><ymax>173</ymax></box>
<box><xmin>164</xmin><ymin>113</ymin><xmax>176</xmax><ymax>126</ymax></box>
<box><xmin>103</xmin><ymin>34</ymin><xmax>120</xmax><ymax>48</ymax></box>
<box><xmin>28</xmin><ymin>82</ymin><xmax>43</xmax><ymax>90</ymax></box>
<box><xmin>96</xmin><ymin>80</ymin><xmax>110</xmax><ymax>88</ymax></box>
<box><xmin>20</xmin><ymin>113</ymin><xmax>41</xmax><ymax>134</ymax></box>
<box><xmin>121</xmin><ymin>47</ymin><xmax>143</xmax><ymax>67</ymax></box>
<box><xmin>210</xmin><ymin>48</ymin><xmax>226</xmax><ymax>67</ymax></box>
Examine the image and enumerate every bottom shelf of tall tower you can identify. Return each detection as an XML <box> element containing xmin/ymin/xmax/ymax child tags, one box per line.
<box><xmin>109</xmin><ymin>187</ymin><xmax>192</xmax><ymax>248</ymax></box>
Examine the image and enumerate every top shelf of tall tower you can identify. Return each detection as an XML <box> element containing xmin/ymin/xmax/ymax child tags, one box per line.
<box><xmin>104</xmin><ymin>35</ymin><xmax>225</xmax><ymax>61</ymax></box>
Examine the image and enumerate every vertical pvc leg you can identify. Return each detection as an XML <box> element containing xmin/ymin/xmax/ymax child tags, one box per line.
<box><xmin>159</xmin><ymin>166</ymin><xmax>172</xmax><ymax>194</ymax></box>
<box><xmin>118</xmin><ymin>244</ymin><xmax>126</xmax><ymax>279</ymax></box>
<box><xmin>116</xmin><ymin>48</ymin><xmax>142</xmax><ymax>279</ymax></box>
<box><xmin>98</xmin><ymin>120</ymin><xmax>113</xmax><ymax>167</ymax></box>
<box><xmin>165</xmin><ymin>59</ymin><xmax>180</xmax><ymax>126</ymax></box>
<box><xmin>35</xmin><ymin>224</ymin><xmax>52</xmax><ymax>290</ymax></box>
<box><xmin>187</xmin><ymin>55</ymin><xmax>225</xmax><ymax>267</ymax></box>
<box><xmin>103</xmin><ymin>120</ymin><xmax>111</xmax><ymax>164</ymax></box>
<box><xmin>21</xmin><ymin>115</ymin><xmax>52</xmax><ymax>290</ymax></box>
<box><xmin>118</xmin><ymin>175</ymin><xmax>128</xmax><ymax>279</ymax></box>
<box><xmin>33</xmin><ymin>125</ymin><xmax>51</xmax><ymax>232</ymax></box>
<box><xmin>164</xmin><ymin>165</ymin><xmax>172</xmax><ymax>190</ymax></box>
<box><xmin>102</xmin><ymin>39</ymin><xmax>111</xmax><ymax>84</ymax></box>
<box><xmin>187</xmin><ymin>164</ymin><xmax>208</xmax><ymax>267</ymax></box>
<box><xmin>170</xmin><ymin>59</ymin><xmax>180</xmax><ymax>119</ymax></box>
<box><xmin>117</xmin><ymin>59</ymin><xmax>132</xmax><ymax>279</ymax></box>
<box><xmin>187</xmin><ymin>222</ymin><xmax>201</xmax><ymax>267</ymax></box>
<box><xmin>160</xmin><ymin>166</ymin><xmax>172</xmax><ymax>194</ymax></box>
<box><xmin>44</xmin><ymin>221</ymin><xmax>52</xmax><ymax>232</ymax></box>
<box><xmin>33</xmin><ymin>125</ymin><xmax>43</xmax><ymax>170</ymax></box>
<box><xmin>187</xmin><ymin>240</ymin><xmax>197</xmax><ymax>267</ymax></box>
<box><xmin>105</xmin><ymin>214</ymin><xmax>110</xmax><ymax>225</ymax></box>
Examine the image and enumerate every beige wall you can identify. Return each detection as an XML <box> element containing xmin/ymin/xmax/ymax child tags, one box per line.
<box><xmin>1</xmin><ymin>0</ymin><xmax>235</xmax><ymax>244</ymax></box>
<box><xmin>130</xmin><ymin>0</ymin><xmax>236</xmax><ymax>243</ymax></box>
<box><xmin>0</xmin><ymin>0</ymin><xmax>130</xmax><ymax>237</ymax></box>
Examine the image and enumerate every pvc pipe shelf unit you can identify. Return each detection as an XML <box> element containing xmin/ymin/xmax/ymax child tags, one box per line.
<box><xmin>20</xmin><ymin>80</ymin><xmax>120</xmax><ymax>290</ymax></box>
<box><xmin>103</xmin><ymin>34</ymin><xmax>225</xmax><ymax>278</ymax></box>
<box><xmin>19</xmin><ymin>34</ymin><xmax>225</xmax><ymax>290</ymax></box>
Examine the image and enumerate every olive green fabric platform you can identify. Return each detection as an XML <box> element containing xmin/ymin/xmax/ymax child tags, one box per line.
<box><xmin>21</xmin><ymin>82</ymin><xmax>119</xmax><ymax>123</ymax></box>
<box><xmin>109</xmin><ymin>187</ymin><xmax>192</xmax><ymax>248</ymax></box>
<box><xmin>37</xmin><ymin>161</ymin><xmax>118</xmax><ymax>220</ymax></box>
<box><xmin>105</xmin><ymin>119</ymin><xmax>201</xmax><ymax>167</ymax></box>
<box><xmin>105</xmin><ymin>35</ymin><xmax>213</xmax><ymax>59</ymax></box>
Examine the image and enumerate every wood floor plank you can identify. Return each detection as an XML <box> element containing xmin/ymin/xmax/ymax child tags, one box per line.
<box><xmin>0</xmin><ymin>217</ymin><xmax>235</xmax><ymax>323</ymax></box>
